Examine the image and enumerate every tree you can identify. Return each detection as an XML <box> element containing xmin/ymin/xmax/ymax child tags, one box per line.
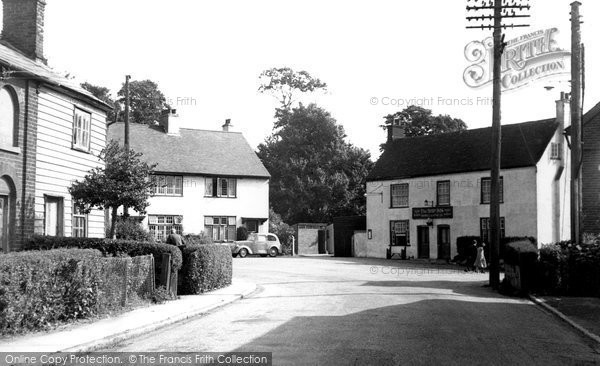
<box><xmin>257</xmin><ymin>103</ymin><xmax>373</xmax><ymax>224</ymax></box>
<box><xmin>69</xmin><ymin>140</ymin><xmax>157</xmax><ymax>238</ymax></box>
<box><xmin>117</xmin><ymin>79</ymin><xmax>169</xmax><ymax>124</ymax></box>
<box><xmin>258</xmin><ymin>67</ymin><xmax>327</xmax><ymax>125</ymax></box>
<box><xmin>380</xmin><ymin>105</ymin><xmax>468</xmax><ymax>151</ymax></box>
<box><xmin>81</xmin><ymin>82</ymin><xmax>119</xmax><ymax>123</ymax></box>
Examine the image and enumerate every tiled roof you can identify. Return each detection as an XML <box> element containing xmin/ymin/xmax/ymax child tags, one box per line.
<box><xmin>367</xmin><ymin>118</ymin><xmax>558</xmax><ymax>181</ymax></box>
<box><xmin>107</xmin><ymin>123</ymin><xmax>271</xmax><ymax>178</ymax></box>
<box><xmin>0</xmin><ymin>41</ymin><xmax>111</xmax><ymax>111</ymax></box>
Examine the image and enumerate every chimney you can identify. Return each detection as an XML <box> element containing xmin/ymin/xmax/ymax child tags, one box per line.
<box><xmin>159</xmin><ymin>109</ymin><xmax>180</xmax><ymax>135</ymax></box>
<box><xmin>556</xmin><ymin>91</ymin><xmax>571</xmax><ymax>131</ymax></box>
<box><xmin>1</xmin><ymin>0</ymin><xmax>47</xmax><ymax>63</ymax></box>
<box><xmin>386</xmin><ymin>116</ymin><xmax>405</xmax><ymax>143</ymax></box>
<box><xmin>222</xmin><ymin>119</ymin><xmax>232</xmax><ymax>132</ymax></box>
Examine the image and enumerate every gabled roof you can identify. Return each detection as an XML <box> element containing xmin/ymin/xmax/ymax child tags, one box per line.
<box><xmin>367</xmin><ymin>118</ymin><xmax>558</xmax><ymax>182</ymax></box>
<box><xmin>0</xmin><ymin>41</ymin><xmax>111</xmax><ymax>111</ymax></box>
<box><xmin>584</xmin><ymin>101</ymin><xmax>600</xmax><ymax>125</ymax></box>
<box><xmin>107</xmin><ymin>123</ymin><xmax>271</xmax><ymax>178</ymax></box>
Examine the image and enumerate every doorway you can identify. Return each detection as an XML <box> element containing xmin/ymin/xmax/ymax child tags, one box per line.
<box><xmin>437</xmin><ymin>225</ymin><xmax>451</xmax><ymax>260</ymax></box>
<box><xmin>44</xmin><ymin>196</ymin><xmax>63</xmax><ymax>236</ymax></box>
<box><xmin>417</xmin><ymin>226</ymin><xmax>430</xmax><ymax>259</ymax></box>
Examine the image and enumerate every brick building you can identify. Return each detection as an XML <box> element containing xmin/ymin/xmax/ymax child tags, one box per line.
<box><xmin>0</xmin><ymin>0</ymin><xmax>111</xmax><ymax>252</ymax></box>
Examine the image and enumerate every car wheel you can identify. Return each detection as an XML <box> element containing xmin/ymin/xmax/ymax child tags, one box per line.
<box><xmin>269</xmin><ymin>247</ymin><xmax>278</xmax><ymax>257</ymax></box>
<box><xmin>238</xmin><ymin>248</ymin><xmax>248</xmax><ymax>258</ymax></box>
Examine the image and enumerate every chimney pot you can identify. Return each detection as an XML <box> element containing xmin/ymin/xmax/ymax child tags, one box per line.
<box><xmin>2</xmin><ymin>0</ymin><xmax>47</xmax><ymax>63</ymax></box>
<box><xmin>222</xmin><ymin>119</ymin><xmax>232</xmax><ymax>132</ymax></box>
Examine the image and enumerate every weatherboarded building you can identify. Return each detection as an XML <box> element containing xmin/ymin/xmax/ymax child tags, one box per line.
<box><xmin>0</xmin><ymin>0</ymin><xmax>110</xmax><ymax>252</ymax></box>
<box><xmin>365</xmin><ymin>96</ymin><xmax>572</xmax><ymax>259</ymax></box>
<box><xmin>108</xmin><ymin>113</ymin><xmax>270</xmax><ymax>241</ymax></box>
<box><xmin>581</xmin><ymin>102</ymin><xmax>600</xmax><ymax>234</ymax></box>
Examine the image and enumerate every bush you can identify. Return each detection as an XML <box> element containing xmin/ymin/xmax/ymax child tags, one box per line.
<box><xmin>115</xmin><ymin>216</ymin><xmax>153</xmax><ymax>241</ymax></box>
<box><xmin>536</xmin><ymin>243</ymin><xmax>569</xmax><ymax>295</ymax></box>
<box><xmin>26</xmin><ymin>236</ymin><xmax>182</xmax><ymax>275</ymax></box>
<box><xmin>456</xmin><ymin>236</ymin><xmax>537</xmax><ymax>264</ymax></box>
<box><xmin>184</xmin><ymin>232</ymin><xmax>213</xmax><ymax>245</ymax></box>
<box><xmin>0</xmin><ymin>249</ymin><xmax>103</xmax><ymax>334</ymax></box>
<box><xmin>179</xmin><ymin>244</ymin><xmax>232</xmax><ymax>295</ymax></box>
<box><xmin>236</xmin><ymin>226</ymin><xmax>248</xmax><ymax>241</ymax></box>
<box><xmin>269</xmin><ymin>208</ymin><xmax>295</xmax><ymax>255</ymax></box>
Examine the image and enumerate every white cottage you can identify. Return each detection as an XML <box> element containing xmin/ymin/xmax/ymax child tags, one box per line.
<box><xmin>365</xmin><ymin>96</ymin><xmax>572</xmax><ymax>259</ymax></box>
<box><xmin>108</xmin><ymin>112</ymin><xmax>270</xmax><ymax>241</ymax></box>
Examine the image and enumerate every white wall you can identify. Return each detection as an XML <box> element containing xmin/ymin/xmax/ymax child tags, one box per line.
<box><xmin>34</xmin><ymin>87</ymin><xmax>107</xmax><ymax>238</ymax></box>
<box><xmin>143</xmin><ymin>175</ymin><xmax>269</xmax><ymax>235</ymax></box>
<box><xmin>366</xmin><ymin>167</ymin><xmax>539</xmax><ymax>259</ymax></box>
<box><xmin>536</xmin><ymin>131</ymin><xmax>571</xmax><ymax>245</ymax></box>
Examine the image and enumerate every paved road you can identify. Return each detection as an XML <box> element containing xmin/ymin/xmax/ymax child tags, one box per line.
<box><xmin>108</xmin><ymin>256</ymin><xmax>600</xmax><ymax>365</ymax></box>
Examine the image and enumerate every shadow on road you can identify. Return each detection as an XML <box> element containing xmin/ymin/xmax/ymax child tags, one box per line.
<box><xmin>232</xmin><ymin>298</ymin><xmax>600</xmax><ymax>365</ymax></box>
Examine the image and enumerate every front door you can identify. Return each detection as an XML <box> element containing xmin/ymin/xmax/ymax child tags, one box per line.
<box><xmin>417</xmin><ymin>226</ymin><xmax>430</xmax><ymax>259</ymax></box>
<box><xmin>44</xmin><ymin>196</ymin><xmax>63</xmax><ymax>236</ymax></box>
<box><xmin>438</xmin><ymin>225</ymin><xmax>451</xmax><ymax>260</ymax></box>
<box><xmin>0</xmin><ymin>196</ymin><xmax>8</xmax><ymax>252</ymax></box>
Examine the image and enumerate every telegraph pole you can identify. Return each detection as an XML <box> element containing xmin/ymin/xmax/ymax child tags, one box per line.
<box><xmin>570</xmin><ymin>2</ymin><xmax>583</xmax><ymax>244</ymax></box>
<box><xmin>466</xmin><ymin>0</ymin><xmax>530</xmax><ymax>289</ymax></box>
<box><xmin>124</xmin><ymin>75</ymin><xmax>131</xmax><ymax>150</ymax></box>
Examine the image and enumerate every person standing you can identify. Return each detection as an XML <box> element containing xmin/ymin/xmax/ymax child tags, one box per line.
<box><xmin>166</xmin><ymin>228</ymin><xmax>185</xmax><ymax>247</ymax></box>
<box><xmin>474</xmin><ymin>242</ymin><xmax>487</xmax><ymax>273</ymax></box>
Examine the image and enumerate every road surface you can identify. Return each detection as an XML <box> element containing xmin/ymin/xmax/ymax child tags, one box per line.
<box><xmin>107</xmin><ymin>256</ymin><xmax>600</xmax><ymax>365</ymax></box>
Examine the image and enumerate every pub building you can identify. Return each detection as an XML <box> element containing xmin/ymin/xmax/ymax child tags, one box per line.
<box><xmin>365</xmin><ymin>95</ymin><xmax>572</xmax><ymax>259</ymax></box>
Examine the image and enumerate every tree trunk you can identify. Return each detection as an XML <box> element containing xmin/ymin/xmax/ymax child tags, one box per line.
<box><xmin>110</xmin><ymin>206</ymin><xmax>118</xmax><ymax>239</ymax></box>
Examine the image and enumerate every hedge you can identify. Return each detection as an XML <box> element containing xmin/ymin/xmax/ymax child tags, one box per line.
<box><xmin>535</xmin><ymin>241</ymin><xmax>600</xmax><ymax>297</ymax></box>
<box><xmin>179</xmin><ymin>244</ymin><xmax>232</xmax><ymax>295</ymax></box>
<box><xmin>26</xmin><ymin>236</ymin><xmax>182</xmax><ymax>275</ymax></box>
<box><xmin>0</xmin><ymin>249</ymin><xmax>104</xmax><ymax>334</ymax></box>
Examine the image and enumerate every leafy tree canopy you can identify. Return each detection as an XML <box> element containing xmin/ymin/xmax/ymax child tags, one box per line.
<box><xmin>380</xmin><ymin>105</ymin><xmax>468</xmax><ymax>151</ymax></box>
<box><xmin>69</xmin><ymin>140</ymin><xmax>157</xmax><ymax>238</ymax></box>
<box><xmin>258</xmin><ymin>67</ymin><xmax>327</xmax><ymax>125</ymax></box>
<box><xmin>117</xmin><ymin>79</ymin><xmax>169</xmax><ymax>124</ymax></box>
<box><xmin>258</xmin><ymin>103</ymin><xmax>373</xmax><ymax>224</ymax></box>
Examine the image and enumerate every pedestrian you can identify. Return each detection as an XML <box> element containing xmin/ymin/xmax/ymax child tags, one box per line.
<box><xmin>474</xmin><ymin>242</ymin><xmax>487</xmax><ymax>273</ymax></box>
<box><xmin>166</xmin><ymin>228</ymin><xmax>185</xmax><ymax>247</ymax></box>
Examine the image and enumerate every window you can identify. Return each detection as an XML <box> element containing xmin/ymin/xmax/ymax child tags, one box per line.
<box><xmin>0</xmin><ymin>87</ymin><xmax>17</xmax><ymax>149</ymax></box>
<box><xmin>391</xmin><ymin>183</ymin><xmax>409</xmax><ymax>208</ymax></box>
<box><xmin>481</xmin><ymin>177</ymin><xmax>504</xmax><ymax>204</ymax></box>
<box><xmin>72</xmin><ymin>108</ymin><xmax>91</xmax><ymax>151</ymax></box>
<box><xmin>204</xmin><ymin>216</ymin><xmax>236</xmax><ymax>242</ymax></box>
<box><xmin>205</xmin><ymin>178</ymin><xmax>237</xmax><ymax>198</ymax></box>
<box><xmin>480</xmin><ymin>217</ymin><xmax>505</xmax><ymax>243</ymax></box>
<box><xmin>148</xmin><ymin>215</ymin><xmax>183</xmax><ymax>241</ymax></box>
<box><xmin>151</xmin><ymin>175</ymin><xmax>183</xmax><ymax>196</ymax></box>
<box><xmin>437</xmin><ymin>181</ymin><xmax>450</xmax><ymax>206</ymax></box>
<box><xmin>267</xmin><ymin>234</ymin><xmax>277</xmax><ymax>242</ymax></box>
<box><xmin>72</xmin><ymin>204</ymin><xmax>87</xmax><ymax>238</ymax></box>
<box><xmin>390</xmin><ymin>220</ymin><xmax>410</xmax><ymax>246</ymax></box>
<box><xmin>550</xmin><ymin>142</ymin><xmax>562</xmax><ymax>160</ymax></box>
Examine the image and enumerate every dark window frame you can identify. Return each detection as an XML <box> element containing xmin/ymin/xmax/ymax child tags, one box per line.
<box><xmin>390</xmin><ymin>183</ymin><xmax>409</xmax><ymax>208</ymax></box>
<box><xmin>480</xmin><ymin>177</ymin><xmax>504</xmax><ymax>204</ymax></box>
<box><xmin>480</xmin><ymin>217</ymin><xmax>505</xmax><ymax>243</ymax></box>
<box><xmin>436</xmin><ymin>180</ymin><xmax>451</xmax><ymax>206</ymax></box>
<box><xmin>389</xmin><ymin>220</ymin><xmax>410</xmax><ymax>246</ymax></box>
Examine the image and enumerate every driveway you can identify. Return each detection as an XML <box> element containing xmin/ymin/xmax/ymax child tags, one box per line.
<box><xmin>108</xmin><ymin>256</ymin><xmax>600</xmax><ymax>365</ymax></box>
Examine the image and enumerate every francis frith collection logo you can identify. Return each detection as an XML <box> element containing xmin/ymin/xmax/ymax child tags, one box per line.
<box><xmin>463</xmin><ymin>28</ymin><xmax>571</xmax><ymax>91</ymax></box>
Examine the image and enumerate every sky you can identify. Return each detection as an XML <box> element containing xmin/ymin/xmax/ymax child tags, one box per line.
<box><xmin>29</xmin><ymin>0</ymin><xmax>600</xmax><ymax>160</ymax></box>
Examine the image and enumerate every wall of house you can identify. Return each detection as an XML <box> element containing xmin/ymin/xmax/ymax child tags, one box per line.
<box><xmin>142</xmin><ymin>175</ymin><xmax>269</xmax><ymax>236</ymax></box>
<box><xmin>583</xmin><ymin>111</ymin><xmax>600</xmax><ymax>234</ymax></box>
<box><xmin>34</xmin><ymin>87</ymin><xmax>107</xmax><ymax>238</ymax></box>
<box><xmin>366</xmin><ymin>167</ymin><xmax>538</xmax><ymax>259</ymax></box>
<box><xmin>536</xmin><ymin>129</ymin><xmax>571</xmax><ymax>244</ymax></box>
<box><xmin>0</xmin><ymin>79</ymin><xmax>37</xmax><ymax>251</ymax></box>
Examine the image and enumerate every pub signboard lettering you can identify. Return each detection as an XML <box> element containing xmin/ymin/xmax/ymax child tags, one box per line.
<box><xmin>412</xmin><ymin>207</ymin><xmax>453</xmax><ymax>219</ymax></box>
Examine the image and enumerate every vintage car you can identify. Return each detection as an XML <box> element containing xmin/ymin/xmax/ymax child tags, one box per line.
<box><xmin>232</xmin><ymin>233</ymin><xmax>281</xmax><ymax>258</ymax></box>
